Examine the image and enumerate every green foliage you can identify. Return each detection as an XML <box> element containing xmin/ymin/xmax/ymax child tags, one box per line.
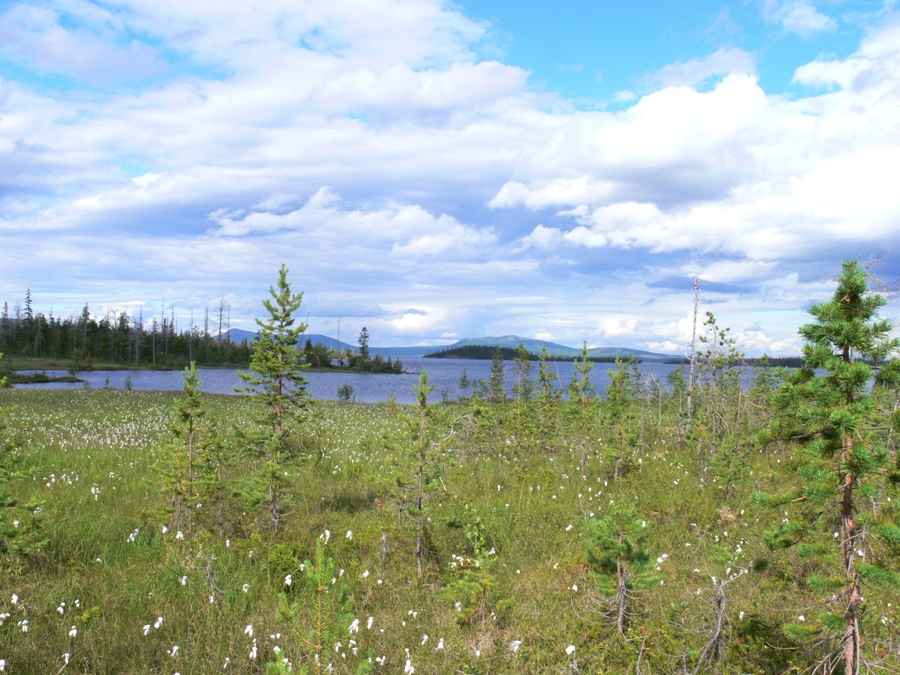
<box><xmin>535</xmin><ymin>346</ymin><xmax>562</xmax><ymax>449</ymax></box>
<box><xmin>567</xmin><ymin>342</ymin><xmax>597</xmax><ymax>479</ymax></box>
<box><xmin>0</xmin><ymin>352</ymin><xmax>44</xmax><ymax>560</ymax></box>
<box><xmin>601</xmin><ymin>357</ymin><xmax>643</xmax><ymax>479</ymax></box>
<box><xmin>488</xmin><ymin>348</ymin><xmax>506</xmax><ymax>404</ymax></box>
<box><xmin>445</xmin><ymin>506</ymin><xmax>512</xmax><ymax>627</ymax></box>
<box><xmin>583</xmin><ymin>504</ymin><xmax>660</xmax><ymax>635</ymax></box>
<box><xmin>156</xmin><ymin>362</ymin><xmax>205</xmax><ymax>535</ymax></box>
<box><xmin>238</xmin><ymin>264</ymin><xmax>310</xmax><ymax>440</ymax></box>
<box><xmin>237</xmin><ymin>265</ymin><xmax>311</xmax><ymax>539</ymax></box>
<box><xmin>273</xmin><ymin>536</ymin><xmax>355</xmax><ymax>675</ymax></box>
<box><xmin>583</xmin><ymin>506</ymin><xmax>659</xmax><ymax>592</ymax></box>
<box><xmin>757</xmin><ymin>259</ymin><xmax>900</xmax><ymax>672</ymax></box>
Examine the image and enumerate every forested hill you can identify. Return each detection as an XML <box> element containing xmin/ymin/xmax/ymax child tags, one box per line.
<box><xmin>425</xmin><ymin>344</ymin><xmax>627</xmax><ymax>362</ymax></box>
<box><xmin>437</xmin><ymin>336</ymin><xmax>675</xmax><ymax>361</ymax></box>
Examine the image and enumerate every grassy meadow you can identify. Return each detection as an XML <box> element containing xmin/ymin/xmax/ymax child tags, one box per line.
<box><xmin>0</xmin><ymin>370</ymin><xmax>898</xmax><ymax>674</ymax></box>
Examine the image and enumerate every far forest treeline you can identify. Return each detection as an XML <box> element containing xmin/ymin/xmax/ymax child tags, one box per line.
<box><xmin>0</xmin><ymin>290</ymin><xmax>401</xmax><ymax>373</ymax></box>
<box><xmin>665</xmin><ymin>356</ymin><xmax>806</xmax><ymax>368</ymax></box>
<box><xmin>0</xmin><ymin>291</ymin><xmax>251</xmax><ymax>367</ymax></box>
<box><xmin>425</xmin><ymin>344</ymin><xmax>629</xmax><ymax>362</ymax></box>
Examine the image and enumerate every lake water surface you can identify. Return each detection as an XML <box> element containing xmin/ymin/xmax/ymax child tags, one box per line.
<box><xmin>18</xmin><ymin>358</ymin><xmax>689</xmax><ymax>404</ymax></box>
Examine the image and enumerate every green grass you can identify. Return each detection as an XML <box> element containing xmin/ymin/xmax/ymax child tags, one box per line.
<box><xmin>0</xmin><ymin>388</ymin><xmax>897</xmax><ymax>673</ymax></box>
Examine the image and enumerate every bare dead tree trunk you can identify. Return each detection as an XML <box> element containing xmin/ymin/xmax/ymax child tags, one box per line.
<box><xmin>686</xmin><ymin>278</ymin><xmax>700</xmax><ymax>427</ymax></box>
<box><xmin>616</xmin><ymin>558</ymin><xmax>628</xmax><ymax>636</ymax></box>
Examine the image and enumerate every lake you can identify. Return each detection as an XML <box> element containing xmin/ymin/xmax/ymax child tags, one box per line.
<box><xmin>16</xmin><ymin>357</ymin><xmax>694</xmax><ymax>404</ymax></box>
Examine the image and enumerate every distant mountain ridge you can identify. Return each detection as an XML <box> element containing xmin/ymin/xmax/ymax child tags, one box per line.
<box><xmin>446</xmin><ymin>336</ymin><xmax>676</xmax><ymax>362</ymax></box>
<box><xmin>222</xmin><ymin>330</ymin><xmax>675</xmax><ymax>361</ymax></box>
<box><xmin>222</xmin><ymin>329</ymin><xmax>429</xmax><ymax>356</ymax></box>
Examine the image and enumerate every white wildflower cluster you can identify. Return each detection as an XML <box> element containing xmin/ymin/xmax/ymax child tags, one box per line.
<box><xmin>449</xmin><ymin>553</ymin><xmax>478</xmax><ymax>570</ymax></box>
<box><xmin>143</xmin><ymin>615</ymin><xmax>164</xmax><ymax>635</ymax></box>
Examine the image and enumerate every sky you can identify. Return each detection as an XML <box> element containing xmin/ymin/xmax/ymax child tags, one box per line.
<box><xmin>1</xmin><ymin>0</ymin><xmax>899</xmax><ymax>355</ymax></box>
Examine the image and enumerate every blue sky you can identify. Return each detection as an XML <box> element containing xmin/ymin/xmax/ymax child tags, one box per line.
<box><xmin>1</xmin><ymin>0</ymin><xmax>899</xmax><ymax>354</ymax></box>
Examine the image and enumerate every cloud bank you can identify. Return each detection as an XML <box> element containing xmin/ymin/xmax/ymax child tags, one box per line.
<box><xmin>1</xmin><ymin>0</ymin><xmax>899</xmax><ymax>355</ymax></box>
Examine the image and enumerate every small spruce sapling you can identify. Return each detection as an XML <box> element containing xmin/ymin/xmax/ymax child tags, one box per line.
<box><xmin>583</xmin><ymin>505</ymin><xmax>660</xmax><ymax>637</ymax></box>
<box><xmin>412</xmin><ymin>370</ymin><xmax>435</xmax><ymax>578</ymax></box>
<box><xmin>602</xmin><ymin>357</ymin><xmax>642</xmax><ymax>479</ymax></box>
<box><xmin>236</xmin><ymin>264</ymin><xmax>310</xmax><ymax>539</ymax></box>
<box><xmin>511</xmin><ymin>343</ymin><xmax>534</xmax><ymax>451</ymax></box>
<box><xmin>274</xmin><ymin>536</ymin><xmax>356</xmax><ymax>675</ymax></box>
<box><xmin>446</xmin><ymin>506</ymin><xmax>512</xmax><ymax>627</ymax></box>
<box><xmin>567</xmin><ymin>342</ymin><xmax>597</xmax><ymax>480</ymax></box>
<box><xmin>159</xmin><ymin>362</ymin><xmax>205</xmax><ymax>536</ymax></box>
<box><xmin>536</xmin><ymin>345</ymin><xmax>562</xmax><ymax>450</ymax></box>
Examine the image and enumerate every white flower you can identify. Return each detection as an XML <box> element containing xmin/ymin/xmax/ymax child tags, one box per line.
<box><xmin>10</xmin><ymin>594</ymin><xmax>17</xmax><ymax>605</ymax></box>
<box><xmin>435</xmin><ymin>638</ymin><xmax>444</xmax><ymax>651</ymax></box>
<box><xmin>244</xmin><ymin>624</ymin><xmax>254</xmax><ymax>637</ymax></box>
<box><xmin>509</xmin><ymin>640</ymin><xmax>522</xmax><ymax>653</ymax></box>
<box><xmin>181</xmin><ymin>576</ymin><xmax>187</xmax><ymax>586</ymax></box>
<box><xmin>242</xmin><ymin>584</ymin><xmax>249</xmax><ymax>593</ymax></box>
<box><xmin>361</xmin><ymin>569</ymin><xmax>369</xmax><ymax>578</ymax></box>
<box><xmin>0</xmin><ymin>659</ymin><xmax>6</xmax><ymax>670</ymax></box>
<box><xmin>143</xmin><ymin>624</ymin><xmax>151</xmax><ymax>636</ymax></box>
<box><xmin>421</xmin><ymin>634</ymin><xmax>428</xmax><ymax>645</ymax></box>
<box><xmin>249</xmin><ymin>639</ymin><xmax>258</xmax><ymax>660</ymax></box>
<box><xmin>284</xmin><ymin>574</ymin><xmax>292</xmax><ymax>586</ymax></box>
<box><xmin>346</xmin><ymin>530</ymin><xmax>353</xmax><ymax>539</ymax></box>
<box><xmin>798</xmin><ymin>615</ymin><xmax>805</xmax><ymax>622</ymax></box>
<box><xmin>162</xmin><ymin>525</ymin><xmax>168</xmax><ymax>534</ymax></box>
<box><xmin>565</xmin><ymin>524</ymin><xmax>573</xmax><ymax>531</ymax></box>
<box><xmin>154</xmin><ymin>616</ymin><xmax>164</xmax><ymax>629</ymax></box>
<box><xmin>566</xmin><ymin>645</ymin><xmax>576</xmax><ymax>656</ymax></box>
<box><xmin>349</xmin><ymin>618</ymin><xmax>359</xmax><ymax>634</ymax></box>
<box><xmin>404</xmin><ymin>659</ymin><xmax>415</xmax><ymax>674</ymax></box>
<box><xmin>367</xmin><ymin>616</ymin><xmax>374</xmax><ymax>630</ymax></box>
<box><xmin>176</xmin><ymin>530</ymin><xmax>184</xmax><ymax>541</ymax></box>
<box><xmin>69</xmin><ymin>625</ymin><xmax>77</xmax><ymax>638</ymax></box>
<box><xmin>169</xmin><ymin>645</ymin><xmax>179</xmax><ymax>657</ymax></box>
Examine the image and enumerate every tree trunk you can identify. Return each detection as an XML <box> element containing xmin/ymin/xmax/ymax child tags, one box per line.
<box><xmin>841</xmin><ymin>434</ymin><xmax>861</xmax><ymax>675</ymax></box>
<box><xmin>616</xmin><ymin>558</ymin><xmax>627</xmax><ymax>636</ymax></box>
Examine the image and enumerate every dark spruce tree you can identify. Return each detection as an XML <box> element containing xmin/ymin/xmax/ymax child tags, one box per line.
<box><xmin>757</xmin><ymin>259</ymin><xmax>900</xmax><ymax>674</ymax></box>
